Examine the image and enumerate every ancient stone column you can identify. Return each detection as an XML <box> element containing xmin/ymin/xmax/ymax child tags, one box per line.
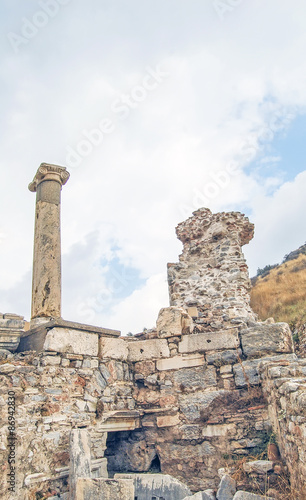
<box><xmin>29</xmin><ymin>163</ymin><xmax>70</xmax><ymax>321</ymax></box>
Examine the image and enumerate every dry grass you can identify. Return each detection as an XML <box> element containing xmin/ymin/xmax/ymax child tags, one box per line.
<box><xmin>250</xmin><ymin>254</ymin><xmax>306</xmax><ymax>328</ymax></box>
<box><xmin>231</xmin><ymin>453</ymin><xmax>295</xmax><ymax>500</ymax></box>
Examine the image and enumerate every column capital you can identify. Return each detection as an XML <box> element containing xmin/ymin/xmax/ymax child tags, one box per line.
<box><xmin>29</xmin><ymin>163</ymin><xmax>70</xmax><ymax>192</ymax></box>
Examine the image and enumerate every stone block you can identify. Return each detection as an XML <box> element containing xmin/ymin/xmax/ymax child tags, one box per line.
<box><xmin>179</xmin><ymin>330</ymin><xmax>239</xmax><ymax>354</ymax></box>
<box><xmin>202</xmin><ymin>423</ymin><xmax>236</xmax><ymax>438</ymax></box>
<box><xmin>156</xmin><ymin>306</ymin><xmax>193</xmax><ymax>337</ymax></box>
<box><xmin>240</xmin><ymin>322</ymin><xmax>294</xmax><ymax>358</ymax></box>
<box><xmin>156</xmin><ymin>354</ymin><xmax>205</xmax><ymax>371</ymax></box>
<box><xmin>179</xmin><ymin>390</ymin><xmax>229</xmax><ymax>422</ymax></box>
<box><xmin>216</xmin><ymin>474</ymin><xmax>236</xmax><ymax>499</ymax></box>
<box><xmin>234</xmin><ymin>354</ymin><xmax>297</xmax><ymax>387</ymax></box>
<box><xmin>233</xmin><ymin>360</ymin><xmax>260</xmax><ymax>387</ymax></box>
<box><xmin>41</xmin><ymin>355</ymin><xmax>61</xmax><ymax>366</ymax></box>
<box><xmin>115</xmin><ymin>473</ymin><xmax>191</xmax><ymax>500</ymax></box>
<box><xmin>127</xmin><ymin>338</ymin><xmax>169</xmax><ymax>362</ymax></box>
<box><xmin>243</xmin><ymin>460</ymin><xmax>273</xmax><ymax>474</ymax></box>
<box><xmin>187</xmin><ymin>306</ymin><xmax>199</xmax><ymax>318</ymax></box>
<box><xmin>157</xmin><ymin>414</ymin><xmax>180</xmax><ymax>427</ymax></box>
<box><xmin>0</xmin><ymin>363</ymin><xmax>15</xmax><ymax>374</ymax></box>
<box><xmin>220</xmin><ymin>365</ymin><xmax>232</xmax><ymax>375</ymax></box>
<box><xmin>233</xmin><ymin>492</ymin><xmax>274</xmax><ymax>499</ymax></box>
<box><xmin>174</xmin><ymin>366</ymin><xmax>217</xmax><ymax>390</ymax></box>
<box><xmin>183</xmin><ymin>491</ymin><xmax>215</xmax><ymax>500</ymax></box>
<box><xmin>43</xmin><ymin>328</ymin><xmax>98</xmax><ymax>356</ymax></box>
<box><xmin>75</xmin><ymin>478</ymin><xmax>134</xmax><ymax>500</ymax></box>
<box><xmin>100</xmin><ymin>337</ymin><xmax>128</xmax><ymax>361</ymax></box>
<box><xmin>181</xmin><ymin>425</ymin><xmax>202</xmax><ymax>440</ymax></box>
<box><xmin>206</xmin><ymin>350</ymin><xmax>240</xmax><ymax>365</ymax></box>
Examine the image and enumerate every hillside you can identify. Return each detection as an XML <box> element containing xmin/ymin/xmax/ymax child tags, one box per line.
<box><xmin>250</xmin><ymin>244</ymin><xmax>306</xmax><ymax>355</ymax></box>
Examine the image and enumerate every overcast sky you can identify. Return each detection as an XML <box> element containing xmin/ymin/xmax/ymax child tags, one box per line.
<box><xmin>0</xmin><ymin>0</ymin><xmax>306</xmax><ymax>334</ymax></box>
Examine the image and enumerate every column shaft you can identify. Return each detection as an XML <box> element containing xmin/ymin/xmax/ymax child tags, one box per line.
<box><xmin>29</xmin><ymin>164</ymin><xmax>70</xmax><ymax>320</ymax></box>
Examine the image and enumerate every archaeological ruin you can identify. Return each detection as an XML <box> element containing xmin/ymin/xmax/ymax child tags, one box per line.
<box><xmin>0</xmin><ymin>163</ymin><xmax>305</xmax><ymax>500</ymax></box>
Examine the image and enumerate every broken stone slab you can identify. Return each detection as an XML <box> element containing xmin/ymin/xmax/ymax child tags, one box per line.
<box><xmin>243</xmin><ymin>460</ymin><xmax>274</xmax><ymax>474</ymax></box>
<box><xmin>75</xmin><ymin>478</ymin><xmax>134</xmax><ymax>500</ymax></box>
<box><xmin>233</xmin><ymin>492</ymin><xmax>274</xmax><ymax>499</ymax></box>
<box><xmin>115</xmin><ymin>473</ymin><xmax>192</xmax><ymax>500</ymax></box>
<box><xmin>0</xmin><ymin>314</ymin><xmax>26</xmax><ymax>352</ymax></box>
<box><xmin>179</xmin><ymin>329</ymin><xmax>239</xmax><ymax>354</ymax></box>
<box><xmin>240</xmin><ymin>322</ymin><xmax>294</xmax><ymax>358</ymax></box>
<box><xmin>99</xmin><ymin>337</ymin><xmax>128</xmax><ymax>361</ymax></box>
<box><xmin>3</xmin><ymin>313</ymin><xmax>24</xmax><ymax>319</ymax></box>
<box><xmin>233</xmin><ymin>353</ymin><xmax>297</xmax><ymax>387</ymax></box>
<box><xmin>97</xmin><ymin>410</ymin><xmax>142</xmax><ymax>432</ymax></box>
<box><xmin>156</xmin><ymin>306</ymin><xmax>194</xmax><ymax>337</ymax></box>
<box><xmin>0</xmin><ymin>332</ymin><xmax>22</xmax><ymax>352</ymax></box>
<box><xmin>127</xmin><ymin>338</ymin><xmax>170</xmax><ymax>362</ymax></box>
<box><xmin>216</xmin><ymin>474</ymin><xmax>236</xmax><ymax>500</ymax></box>
<box><xmin>183</xmin><ymin>491</ymin><xmax>216</xmax><ymax>500</ymax></box>
<box><xmin>25</xmin><ymin>458</ymin><xmax>107</xmax><ymax>486</ymax></box>
<box><xmin>156</xmin><ymin>353</ymin><xmax>205</xmax><ymax>371</ymax></box>
<box><xmin>0</xmin><ymin>316</ymin><xmax>25</xmax><ymax>328</ymax></box>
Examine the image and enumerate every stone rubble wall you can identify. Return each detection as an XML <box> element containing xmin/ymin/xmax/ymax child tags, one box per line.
<box><xmin>167</xmin><ymin>209</ymin><xmax>256</xmax><ymax>332</ymax></box>
<box><xmin>259</xmin><ymin>358</ymin><xmax>306</xmax><ymax>499</ymax></box>
<box><xmin>1</xmin><ymin>315</ymin><xmax>295</xmax><ymax>497</ymax></box>
<box><xmin>0</xmin><ymin>348</ymin><xmax>134</xmax><ymax>499</ymax></box>
<box><xmin>98</xmin><ymin>304</ymin><xmax>294</xmax><ymax>492</ymax></box>
<box><xmin>0</xmin><ymin>208</ymin><xmax>304</xmax><ymax>499</ymax></box>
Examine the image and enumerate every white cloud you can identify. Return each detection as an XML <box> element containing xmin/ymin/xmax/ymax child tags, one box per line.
<box><xmin>244</xmin><ymin>170</ymin><xmax>306</xmax><ymax>276</ymax></box>
<box><xmin>0</xmin><ymin>1</ymin><xmax>306</xmax><ymax>332</ymax></box>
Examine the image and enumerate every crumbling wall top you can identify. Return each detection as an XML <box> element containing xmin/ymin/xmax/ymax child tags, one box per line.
<box><xmin>176</xmin><ymin>208</ymin><xmax>254</xmax><ymax>249</ymax></box>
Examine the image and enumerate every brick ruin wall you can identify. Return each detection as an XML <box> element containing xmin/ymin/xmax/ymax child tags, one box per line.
<box><xmin>0</xmin><ymin>208</ymin><xmax>305</xmax><ymax>499</ymax></box>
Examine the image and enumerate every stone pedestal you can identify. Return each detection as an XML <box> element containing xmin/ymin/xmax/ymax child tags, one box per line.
<box><xmin>17</xmin><ymin>318</ymin><xmax>121</xmax><ymax>354</ymax></box>
<box><xmin>29</xmin><ymin>163</ymin><xmax>70</xmax><ymax>321</ymax></box>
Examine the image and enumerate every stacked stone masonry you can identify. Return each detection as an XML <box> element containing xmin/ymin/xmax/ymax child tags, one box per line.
<box><xmin>168</xmin><ymin>208</ymin><xmax>257</xmax><ymax>332</ymax></box>
<box><xmin>0</xmin><ymin>207</ymin><xmax>305</xmax><ymax>499</ymax></box>
<box><xmin>259</xmin><ymin>358</ymin><xmax>306</xmax><ymax>499</ymax></box>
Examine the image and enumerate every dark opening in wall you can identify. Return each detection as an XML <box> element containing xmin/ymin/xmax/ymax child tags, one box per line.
<box><xmin>105</xmin><ymin>430</ymin><xmax>157</xmax><ymax>475</ymax></box>
<box><xmin>149</xmin><ymin>454</ymin><xmax>161</xmax><ymax>473</ymax></box>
